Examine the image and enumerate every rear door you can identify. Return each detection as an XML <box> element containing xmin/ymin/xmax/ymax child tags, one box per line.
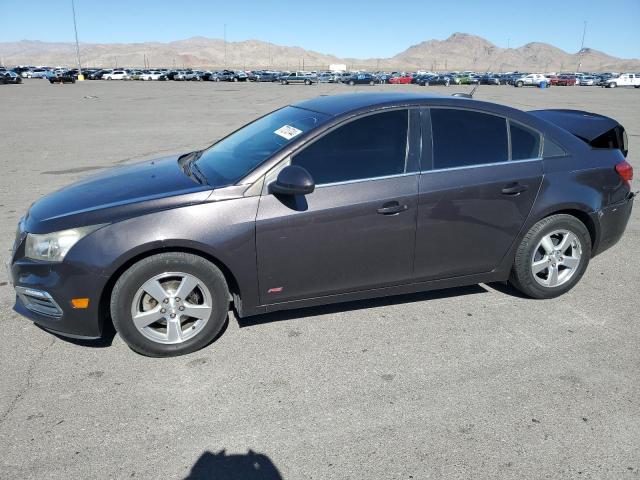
<box><xmin>413</xmin><ymin>107</ymin><xmax>544</xmax><ymax>281</ymax></box>
<box><xmin>256</xmin><ymin>108</ymin><xmax>421</xmax><ymax>304</ymax></box>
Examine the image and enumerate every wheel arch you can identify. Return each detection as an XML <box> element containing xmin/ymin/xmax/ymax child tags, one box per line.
<box><xmin>98</xmin><ymin>245</ymin><xmax>242</xmax><ymax>335</ymax></box>
<box><xmin>498</xmin><ymin>205</ymin><xmax>599</xmax><ymax>277</ymax></box>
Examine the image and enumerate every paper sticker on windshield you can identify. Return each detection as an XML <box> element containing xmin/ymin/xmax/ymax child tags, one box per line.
<box><xmin>274</xmin><ymin>125</ymin><xmax>303</xmax><ymax>140</ymax></box>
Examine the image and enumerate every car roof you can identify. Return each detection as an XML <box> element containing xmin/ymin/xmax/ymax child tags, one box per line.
<box><xmin>292</xmin><ymin>92</ymin><xmax>449</xmax><ymax>116</ymax></box>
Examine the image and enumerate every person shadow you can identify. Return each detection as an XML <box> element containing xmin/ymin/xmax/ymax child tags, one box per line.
<box><xmin>184</xmin><ymin>450</ymin><xmax>283</xmax><ymax>480</ymax></box>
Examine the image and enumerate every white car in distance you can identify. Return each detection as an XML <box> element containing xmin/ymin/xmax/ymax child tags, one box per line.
<box><xmin>605</xmin><ymin>73</ymin><xmax>640</xmax><ymax>88</ymax></box>
<box><xmin>104</xmin><ymin>70</ymin><xmax>130</xmax><ymax>80</ymax></box>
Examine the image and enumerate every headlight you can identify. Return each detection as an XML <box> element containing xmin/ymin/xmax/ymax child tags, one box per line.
<box><xmin>25</xmin><ymin>225</ymin><xmax>104</xmax><ymax>262</ymax></box>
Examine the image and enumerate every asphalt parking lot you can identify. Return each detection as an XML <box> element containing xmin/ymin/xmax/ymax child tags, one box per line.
<box><xmin>1</xmin><ymin>80</ymin><xmax>638</xmax><ymax>479</ymax></box>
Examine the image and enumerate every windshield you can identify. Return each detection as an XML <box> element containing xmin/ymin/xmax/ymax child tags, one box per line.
<box><xmin>193</xmin><ymin>106</ymin><xmax>329</xmax><ymax>187</ymax></box>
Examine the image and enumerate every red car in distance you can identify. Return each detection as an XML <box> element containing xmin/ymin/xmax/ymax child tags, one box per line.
<box><xmin>388</xmin><ymin>74</ymin><xmax>414</xmax><ymax>84</ymax></box>
<box><xmin>549</xmin><ymin>75</ymin><xmax>578</xmax><ymax>86</ymax></box>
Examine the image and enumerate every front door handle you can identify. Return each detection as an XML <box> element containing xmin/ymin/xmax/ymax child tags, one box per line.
<box><xmin>501</xmin><ymin>183</ymin><xmax>529</xmax><ymax>195</ymax></box>
<box><xmin>377</xmin><ymin>201</ymin><xmax>408</xmax><ymax>215</ymax></box>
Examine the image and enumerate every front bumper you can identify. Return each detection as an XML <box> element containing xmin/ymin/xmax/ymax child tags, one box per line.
<box><xmin>591</xmin><ymin>192</ymin><xmax>635</xmax><ymax>256</ymax></box>
<box><xmin>8</xmin><ymin>256</ymin><xmax>108</xmax><ymax>339</ymax></box>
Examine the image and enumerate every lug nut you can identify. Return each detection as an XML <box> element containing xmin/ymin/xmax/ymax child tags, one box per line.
<box><xmin>170</xmin><ymin>313</ymin><xmax>176</xmax><ymax>318</ymax></box>
<box><xmin>160</xmin><ymin>308</ymin><xmax>166</xmax><ymax>313</ymax></box>
<box><xmin>163</xmin><ymin>298</ymin><xmax>169</xmax><ymax>304</ymax></box>
<box><xmin>179</xmin><ymin>306</ymin><xmax>185</xmax><ymax>311</ymax></box>
<box><xmin>175</xmin><ymin>297</ymin><xmax>180</xmax><ymax>302</ymax></box>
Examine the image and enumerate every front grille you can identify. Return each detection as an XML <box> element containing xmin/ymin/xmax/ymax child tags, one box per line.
<box><xmin>15</xmin><ymin>287</ymin><xmax>63</xmax><ymax>318</ymax></box>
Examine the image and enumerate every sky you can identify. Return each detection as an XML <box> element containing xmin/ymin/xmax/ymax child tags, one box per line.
<box><xmin>1</xmin><ymin>0</ymin><xmax>639</xmax><ymax>59</ymax></box>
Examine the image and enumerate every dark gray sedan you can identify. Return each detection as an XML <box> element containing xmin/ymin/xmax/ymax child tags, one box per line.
<box><xmin>8</xmin><ymin>93</ymin><xmax>634</xmax><ymax>356</ymax></box>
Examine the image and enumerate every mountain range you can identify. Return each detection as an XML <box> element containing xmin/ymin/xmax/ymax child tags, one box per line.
<box><xmin>1</xmin><ymin>33</ymin><xmax>638</xmax><ymax>72</ymax></box>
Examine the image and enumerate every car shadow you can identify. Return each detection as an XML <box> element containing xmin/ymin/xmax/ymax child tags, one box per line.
<box><xmin>184</xmin><ymin>449</ymin><xmax>282</xmax><ymax>480</ymax></box>
<box><xmin>237</xmin><ymin>284</ymin><xmax>488</xmax><ymax>328</ymax></box>
<box><xmin>487</xmin><ymin>281</ymin><xmax>531</xmax><ymax>299</ymax></box>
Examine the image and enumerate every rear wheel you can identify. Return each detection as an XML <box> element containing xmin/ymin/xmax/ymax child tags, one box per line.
<box><xmin>509</xmin><ymin>215</ymin><xmax>591</xmax><ymax>299</ymax></box>
<box><xmin>349</xmin><ymin>80</ymin><xmax>355</xmax><ymax>86</ymax></box>
<box><xmin>369</xmin><ymin>80</ymin><xmax>375</xmax><ymax>86</ymax></box>
<box><xmin>111</xmin><ymin>252</ymin><xmax>230</xmax><ymax>357</ymax></box>
<box><xmin>516</xmin><ymin>81</ymin><xmax>524</xmax><ymax>87</ymax></box>
<box><xmin>608</xmin><ymin>82</ymin><xmax>617</xmax><ymax>88</ymax></box>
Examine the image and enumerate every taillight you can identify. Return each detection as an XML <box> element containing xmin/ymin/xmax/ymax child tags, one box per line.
<box><xmin>615</xmin><ymin>160</ymin><xmax>633</xmax><ymax>187</ymax></box>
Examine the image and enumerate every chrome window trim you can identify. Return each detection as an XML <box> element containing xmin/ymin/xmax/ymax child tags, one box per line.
<box><xmin>419</xmin><ymin>156</ymin><xmax>542</xmax><ymax>175</ymax></box>
<box><xmin>315</xmin><ymin>171</ymin><xmax>417</xmax><ymax>189</ymax></box>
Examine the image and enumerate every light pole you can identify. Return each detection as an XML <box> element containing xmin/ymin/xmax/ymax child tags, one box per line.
<box><xmin>223</xmin><ymin>24</ymin><xmax>227</xmax><ymax>68</ymax></box>
<box><xmin>71</xmin><ymin>0</ymin><xmax>83</xmax><ymax>80</ymax></box>
<box><xmin>577</xmin><ymin>21</ymin><xmax>587</xmax><ymax>72</ymax></box>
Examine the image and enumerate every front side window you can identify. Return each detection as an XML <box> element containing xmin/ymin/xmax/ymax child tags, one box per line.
<box><xmin>510</xmin><ymin>121</ymin><xmax>541</xmax><ymax>159</ymax></box>
<box><xmin>194</xmin><ymin>106</ymin><xmax>329</xmax><ymax>187</ymax></box>
<box><xmin>431</xmin><ymin>108</ymin><xmax>508</xmax><ymax>169</ymax></box>
<box><xmin>292</xmin><ymin>109</ymin><xmax>409</xmax><ymax>185</ymax></box>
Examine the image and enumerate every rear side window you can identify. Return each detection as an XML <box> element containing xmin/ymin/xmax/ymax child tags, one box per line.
<box><xmin>292</xmin><ymin>109</ymin><xmax>408</xmax><ymax>185</ymax></box>
<box><xmin>510</xmin><ymin>121</ymin><xmax>541</xmax><ymax>159</ymax></box>
<box><xmin>431</xmin><ymin>109</ymin><xmax>508</xmax><ymax>169</ymax></box>
<box><xmin>543</xmin><ymin>137</ymin><xmax>567</xmax><ymax>158</ymax></box>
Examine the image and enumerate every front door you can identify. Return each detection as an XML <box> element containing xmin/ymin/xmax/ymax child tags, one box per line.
<box><xmin>256</xmin><ymin>108</ymin><xmax>420</xmax><ymax>304</ymax></box>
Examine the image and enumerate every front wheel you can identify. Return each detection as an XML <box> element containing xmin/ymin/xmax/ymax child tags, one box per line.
<box><xmin>608</xmin><ymin>82</ymin><xmax>617</xmax><ymax>88</ymax></box>
<box><xmin>509</xmin><ymin>214</ymin><xmax>591</xmax><ymax>299</ymax></box>
<box><xmin>111</xmin><ymin>252</ymin><xmax>230</xmax><ymax>357</ymax></box>
<box><xmin>516</xmin><ymin>81</ymin><xmax>523</xmax><ymax>87</ymax></box>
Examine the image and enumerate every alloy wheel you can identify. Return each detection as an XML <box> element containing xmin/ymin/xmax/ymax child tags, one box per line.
<box><xmin>531</xmin><ymin>230</ymin><xmax>582</xmax><ymax>288</ymax></box>
<box><xmin>130</xmin><ymin>272</ymin><xmax>213</xmax><ymax>344</ymax></box>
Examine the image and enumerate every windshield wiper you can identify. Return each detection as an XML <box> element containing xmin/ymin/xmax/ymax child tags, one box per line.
<box><xmin>179</xmin><ymin>150</ymin><xmax>207</xmax><ymax>183</ymax></box>
<box><xmin>188</xmin><ymin>155</ymin><xmax>209</xmax><ymax>185</ymax></box>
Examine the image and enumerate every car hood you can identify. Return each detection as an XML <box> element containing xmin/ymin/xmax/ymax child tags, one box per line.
<box><xmin>25</xmin><ymin>155</ymin><xmax>212</xmax><ymax>234</ymax></box>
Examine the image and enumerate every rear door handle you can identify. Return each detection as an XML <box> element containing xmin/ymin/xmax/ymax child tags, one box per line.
<box><xmin>377</xmin><ymin>201</ymin><xmax>408</xmax><ymax>215</ymax></box>
<box><xmin>501</xmin><ymin>183</ymin><xmax>529</xmax><ymax>195</ymax></box>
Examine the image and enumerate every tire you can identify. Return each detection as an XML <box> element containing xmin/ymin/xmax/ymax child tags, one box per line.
<box><xmin>111</xmin><ymin>252</ymin><xmax>230</xmax><ymax>357</ymax></box>
<box><xmin>369</xmin><ymin>80</ymin><xmax>374</xmax><ymax>85</ymax></box>
<box><xmin>509</xmin><ymin>214</ymin><xmax>591</xmax><ymax>299</ymax></box>
<box><xmin>349</xmin><ymin>80</ymin><xmax>355</xmax><ymax>86</ymax></box>
<box><xmin>445</xmin><ymin>80</ymin><xmax>450</xmax><ymax>86</ymax></box>
<box><xmin>516</xmin><ymin>81</ymin><xmax>523</xmax><ymax>87</ymax></box>
<box><xmin>608</xmin><ymin>82</ymin><xmax>617</xmax><ymax>88</ymax></box>
<box><xmin>305</xmin><ymin>79</ymin><xmax>311</xmax><ymax>85</ymax></box>
<box><xmin>233</xmin><ymin>77</ymin><xmax>238</xmax><ymax>82</ymax></box>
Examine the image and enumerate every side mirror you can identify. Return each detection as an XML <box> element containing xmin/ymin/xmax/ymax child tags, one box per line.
<box><xmin>269</xmin><ymin>165</ymin><xmax>315</xmax><ymax>196</ymax></box>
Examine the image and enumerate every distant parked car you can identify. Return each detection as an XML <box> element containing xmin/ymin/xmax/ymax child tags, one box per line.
<box><xmin>183</xmin><ymin>71</ymin><xmax>205</xmax><ymax>81</ymax></box>
<box><xmin>456</xmin><ymin>74</ymin><xmax>481</xmax><ymax>85</ymax></box>
<box><xmin>255</xmin><ymin>71</ymin><xmax>281</xmax><ymax>82</ymax></box>
<box><xmin>579</xmin><ymin>76</ymin><xmax>597</xmax><ymax>86</ymax></box>
<box><xmin>332</xmin><ymin>72</ymin><xmax>352</xmax><ymax>83</ymax></box>
<box><xmin>23</xmin><ymin>68</ymin><xmax>50</xmax><ymax>79</ymax></box>
<box><xmin>1</xmin><ymin>71</ymin><xmax>22</xmax><ymax>84</ymax></box>
<box><xmin>103</xmin><ymin>70</ymin><xmax>130</xmax><ymax>80</ymax></box>
<box><xmin>514</xmin><ymin>74</ymin><xmax>549</xmax><ymax>87</ymax></box>
<box><xmin>388</xmin><ymin>74</ymin><xmax>413</xmax><ymax>84</ymax></box>
<box><xmin>317</xmin><ymin>72</ymin><xmax>334</xmax><ymax>83</ymax></box>
<box><xmin>280</xmin><ymin>72</ymin><xmax>316</xmax><ymax>85</ymax></box>
<box><xmin>47</xmin><ymin>71</ymin><xmax>76</xmax><ymax>84</ymax></box>
<box><xmin>605</xmin><ymin>73</ymin><xmax>640</xmax><ymax>88</ymax></box>
<box><xmin>548</xmin><ymin>75</ymin><xmax>577</xmax><ymax>86</ymax></box>
<box><xmin>417</xmin><ymin>75</ymin><xmax>452</xmax><ymax>86</ymax></box>
<box><xmin>342</xmin><ymin>73</ymin><xmax>377</xmax><ymax>85</ymax></box>
<box><xmin>139</xmin><ymin>71</ymin><xmax>163</xmax><ymax>81</ymax></box>
<box><xmin>479</xmin><ymin>75</ymin><xmax>500</xmax><ymax>85</ymax></box>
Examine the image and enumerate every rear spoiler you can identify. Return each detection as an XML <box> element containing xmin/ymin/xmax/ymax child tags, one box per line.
<box><xmin>529</xmin><ymin>109</ymin><xmax>628</xmax><ymax>157</ymax></box>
